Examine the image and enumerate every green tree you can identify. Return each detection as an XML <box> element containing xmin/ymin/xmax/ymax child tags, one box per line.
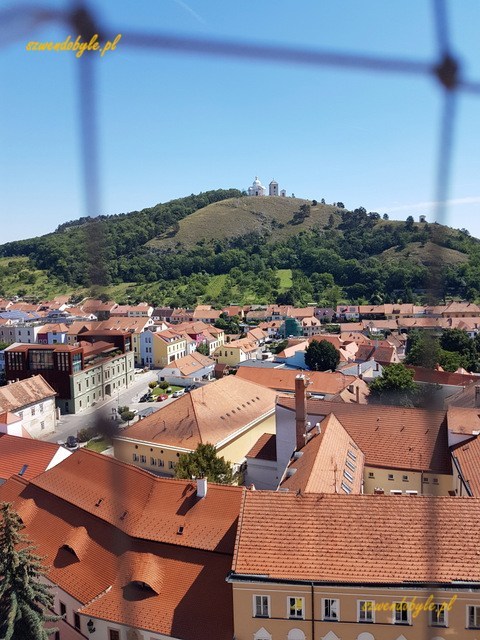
<box><xmin>174</xmin><ymin>443</ymin><xmax>237</xmax><ymax>484</ymax></box>
<box><xmin>196</xmin><ymin>342</ymin><xmax>210</xmax><ymax>356</ymax></box>
<box><xmin>305</xmin><ymin>339</ymin><xmax>340</xmax><ymax>371</ymax></box>
<box><xmin>120</xmin><ymin>410</ymin><xmax>135</xmax><ymax>424</ymax></box>
<box><xmin>0</xmin><ymin>502</ymin><xmax>60</xmax><ymax>640</ymax></box>
<box><xmin>0</xmin><ymin>341</ymin><xmax>8</xmax><ymax>351</ymax></box>
<box><xmin>405</xmin><ymin>330</ymin><xmax>441</xmax><ymax>368</ymax></box>
<box><xmin>369</xmin><ymin>363</ymin><xmax>418</xmax><ymax>406</ymax></box>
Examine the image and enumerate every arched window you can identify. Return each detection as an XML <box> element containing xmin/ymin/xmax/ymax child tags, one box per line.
<box><xmin>287</xmin><ymin>629</ymin><xmax>306</xmax><ymax>640</ymax></box>
<box><xmin>357</xmin><ymin>632</ymin><xmax>375</xmax><ymax>640</ymax></box>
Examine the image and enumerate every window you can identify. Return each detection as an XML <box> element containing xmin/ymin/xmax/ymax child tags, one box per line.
<box><xmin>358</xmin><ymin>599</ymin><xmax>374</xmax><ymax>623</ymax></box>
<box><xmin>288</xmin><ymin>596</ymin><xmax>304</xmax><ymax>619</ymax></box>
<box><xmin>347</xmin><ymin>450</ymin><xmax>356</xmax><ymax>461</ymax></box>
<box><xmin>140</xmin><ymin>455</ymin><xmax>146</xmax><ymax>463</ymax></box>
<box><xmin>158</xmin><ymin>459</ymin><xmax>165</xmax><ymax>467</ymax></box>
<box><xmin>133</xmin><ymin>453</ymin><xmax>139</xmax><ymax>462</ymax></box>
<box><xmin>388</xmin><ymin>473</ymin><xmax>394</xmax><ymax>481</ymax></box>
<box><xmin>109</xmin><ymin>631</ymin><xmax>120</xmax><ymax>640</ymax></box>
<box><xmin>368</xmin><ymin>471</ymin><xmax>375</xmax><ymax>478</ymax></box>
<box><xmin>169</xmin><ymin>461</ymin><xmax>175</xmax><ymax>469</ymax></box>
<box><xmin>40</xmin><ymin>421</ymin><xmax>45</xmax><ymax>430</ymax></box>
<box><xmin>74</xmin><ymin>613</ymin><xmax>80</xmax><ymax>630</ymax></box>
<box><xmin>430</xmin><ymin>603</ymin><xmax>447</xmax><ymax>626</ymax></box>
<box><xmin>150</xmin><ymin>457</ymin><xmax>157</xmax><ymax>466</ymax></box>
<box><xmin>402</xmin><ymin>474</ymin><xmax>409</xmax><ymax>482</ymax></box>
<box><xmin>323</xmin><ymin>598</ymin><xmax>339</xmax><ymax>621</ymax></box>
<box><xmin>346</xmin><ymin>459</ymin><xmax>355</xmax><ymax>472</ymax></box>
<box><xmin>394</xmin><ymin>601</ymin><xmax>410</xmax><ymax>624</ymax></box>
<box><xmin>253</xmin><ymin>595</ymin><xmax>269</xmax><ymax>618</ymax></box>
<box><xmin>59</xmin><ymin>602</ymin><xmax>66</xmax><ymax>618</ymax></box>
<box><xmin>423</xmin><ymin>477</ymin><xmax>429</xmax><ymax>483</ymax></box>
<box><xmin>341</xmin><ymin>482</ymin><xmax>351</xmax><ymax>494</ymax></box>
<box><xmin>343</xmin><ymin>469</ymin><xmax>354</xmax><ymax>483</ymax></box>
<box><xmin>433</xmin><ymin>477</ymin><xmax>439</xmax><ymax>485</ymax></box>
<box><xmin>468</xmin><ymin>606</ymin><xmax>480</xmax><ymax>628</ymax></box>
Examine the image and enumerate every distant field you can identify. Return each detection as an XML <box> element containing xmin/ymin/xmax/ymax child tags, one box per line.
<box><xmin>277</xmin><ymin>269</ymin><xmax>293</xmax><ymax>291</ymax></box>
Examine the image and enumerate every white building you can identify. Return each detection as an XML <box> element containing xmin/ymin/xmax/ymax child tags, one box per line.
<box><xmin>0</xmin><ymin>375</ymin><xmax>57</xmax><ymax>437</ymax></box>
<box><xmin>247</xmin><ymin>176</ymin><xmax>267</xmax><ymax>196</ymax></box>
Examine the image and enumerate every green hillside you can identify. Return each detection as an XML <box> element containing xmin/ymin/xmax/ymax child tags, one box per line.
<box><xmin>0</xmin><ymin>189</ymin><xmax>478</xmax><ymax>307</ymax></box>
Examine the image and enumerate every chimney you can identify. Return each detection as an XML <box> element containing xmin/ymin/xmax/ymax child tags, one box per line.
<box><xmin>355</xmin><ymin>385</ymin><xmax>360</xmax><ymax>403</ymax></box>
<box><xmin>475</xmin><ymin>386</ymin><xmax>480</xmax><ymax>408</ymax></box>
<box><xmin>295</xmin><ymin>374</ymin><xmax>308</xmax><ymax>451</ymax></box>
<box><xmin>196</xmin><ymin>477</ymin><xmax>207</xmax><ymax>498</ymax></box>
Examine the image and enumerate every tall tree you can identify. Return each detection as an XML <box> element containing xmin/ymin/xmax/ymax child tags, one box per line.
<box><xmin>369</xmin><ymin>363</ymin><xmax>419</xmax><ymax>406</ymax></box>
<box><xmin>0</xmin><ymin>502</ymin><xmax>60</xmax><ymax>640</ymax></box>
<box><xmin>175</xmin><ymin>443</ymin><xmax>237</xmax><ymax>484</ymax></box>
<box><xmin>305</xmin><ymin>339</ymin><xmax>340</xmax><ymax>371</ymax></box>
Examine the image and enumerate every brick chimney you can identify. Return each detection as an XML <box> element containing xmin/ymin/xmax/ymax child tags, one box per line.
<box><xmin>295</xmin><ymin>374</ymin><xmax>308</xmax><ymax>450</ymax></box>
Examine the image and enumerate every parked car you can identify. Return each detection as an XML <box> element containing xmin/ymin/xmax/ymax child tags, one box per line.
<box><xmin>157</xmin><ymin>394</ymin><xmax>169</xmax><ymax>402</ymax></box>
<box><xmin>140</xmin><ymin>394</ymin><xmax>150</xmax><ymax>402</ymax></box>
<box><xmin>65</xmin><ymin>435</ymin><xmax>79</xmax><ymax>450</ymax></box>
<box><xmin>172</xmin><ymin>389</ymin><xmax>185</xmax><ymax>398</ymax></box>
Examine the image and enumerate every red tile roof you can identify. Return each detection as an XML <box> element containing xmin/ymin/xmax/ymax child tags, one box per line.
<box><xmin>236</xmin><ymin>367</ymin><xmax>359</xmax><ymax>396</ymax></box>
<box><xmin>31</xmin><ymin>449</ymin><xmax>244</xmax><ymax>553</ymax></box>
<box><xmin>280</xmin><ymin>414</ymin><xmax>364</xmax><ymax>494</ymax></box>
<box><xmin>406</xmin><ymin>365</ymin><xmax>479</xmax><ymax>387</ymax></box>
<box><xmin>0</xmin><ymin>466</ymin><xmax>238</xmax><ymax>640</ymax></box>
<box><xmin>246</xmin><ymin>433</ymin><xmax>277</xmax><ymax>461</ymax></box>
<box><xmin>276</xmin><ymin>398</ymin><xmax>451</xmax><ymax>474</ymax></box>
<box><xmin>452</xmin><ymin>436</ymin><xmax>480</xmax><ymax>496</ymax></box>
<box><xmin>117</xmin><ymin>376</ymin><xmax>276</xmax><ymax>450</ymax></box>
<box><xmin>232</xmin><ymin>491</ymin><xmax>480</xmax><ymax>583</ymax></box>
<box><xmin>0</xmin><ymin>375</ymin><xmax>56</xmax><ymax>412</ymax></box>
<box><xmin>0</xmin><ymin>433</ymin><xmax>64</xmax><ymax>480</ymax></box>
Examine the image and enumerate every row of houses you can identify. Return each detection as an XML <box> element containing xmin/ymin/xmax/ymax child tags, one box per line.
<box><xmin>1</xmin><ymin>436</ymin><xmax>480</xmax><ymax>640</ymax></box>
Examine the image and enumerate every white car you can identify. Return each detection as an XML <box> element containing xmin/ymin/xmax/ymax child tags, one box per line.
<box><xmin>172</xmin><ymin>389</ymin><xmax>185</xmax><ymax>398</ymax></box>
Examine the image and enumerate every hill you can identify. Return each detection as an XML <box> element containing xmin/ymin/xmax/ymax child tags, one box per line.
<box><xmin>0</xmin><ymin>190</ymin><xmax>478</xmax><ymax>307</ymax></box>
<box><xmin>147</xmin><ymin>197</ymin><xmax>340</xmax><ymax>251</ymax></box>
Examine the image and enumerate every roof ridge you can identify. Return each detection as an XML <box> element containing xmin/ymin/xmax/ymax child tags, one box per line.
<box><xmin>231</xmin><ymin>487</ymin><xmax>247</xmax><ymax>572</ymax></box>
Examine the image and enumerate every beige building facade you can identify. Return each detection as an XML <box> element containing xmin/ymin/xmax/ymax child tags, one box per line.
<box><xmin>231</xmin><ymin>581</ymin><xmax>478</xmax><ymax>640</ymax></box>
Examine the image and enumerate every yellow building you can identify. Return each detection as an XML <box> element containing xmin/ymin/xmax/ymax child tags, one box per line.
<box><xmin>213</xmin><ymin>338</ymin><xmax>262</xmax><ymax>366</ymax></box>
<box><xmin>151</xmin><ymin>329</ymin><xmax>187</xmax><ymax>367</ymax></box>
<box><xmin>275</xmin><ymin>389</ymin><xmax>454</xmax><ymax>496</ymax></box>
<box><xmin>113</xmin><ymin>375</ymin><xmax>277</xmax><ymax>477</ymax></box>
<box><xmin>230</xmin><ymin>490</ymin><xmax>480</xmax><ymax>640</ymax></box>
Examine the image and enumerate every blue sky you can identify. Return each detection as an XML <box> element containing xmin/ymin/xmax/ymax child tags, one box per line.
<box><xmin>1</xmin><ymin>0</ymin><xmax>479</xmax><ymax>243</ymax></box>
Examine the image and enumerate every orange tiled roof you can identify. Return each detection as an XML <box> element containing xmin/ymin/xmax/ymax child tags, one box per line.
<box><xmin>0</xmin><ymin>464</ymin><xmax>239</xmax><ymax>640</ymax></box>
<box><xmin>232</xmin><ymin>491</ymin><xmax>480</xmax><ymax>583</ymax></box>
<box><xmin>246</xmin><ymin>433</ymin><xmax>277</xmax><ymax>461</ymax></box>
<box><xmin>452</xmin><ymin>435</ymin><xmax>480</xmax><ymax>496</ymax></box>
<box><xmin>280</xmin><ymin>413</ymin><xmax>364</xmax><ymax>494</ymax></box>
<box><xmin>236</xmin><ymin>367</ymin><xmax>359</xmax><ymax>396</ymax></box>
<box><xmin>162</xmin><ymin>351</ymin><xmax>214</xmax><ymax>376</ymax></box>
<box><xmin>0</xmin><ymin>375</ymin><xmax>56</xmax><ymax>412</ymax></box>
<box><xmin>276</xmin><ymin>398</ymin><xmax>451</xmax><ymax>474</ymax></box>
<box><xmin>0</xmin><ymin>433</ymin><xmax>64</xmax><ymax>480</ymax></box>
<box><xmin>30</xmin><ymin>449</ymin><xmax>244</xmax><ymax>553</ymax></box>
<box><xmin>406</xmin><ymin>365</ymin><xmax>479</xmax><ymax>387</ymax></box>
<box><xmin>446</xmin><ymin>406</ymin><xmax>480</xmax><ymax>434</ymax></box>
<box><xmin>117</xmin><ymin>376</ymin><xmax>277</xmax><ymax>449</ymax></box>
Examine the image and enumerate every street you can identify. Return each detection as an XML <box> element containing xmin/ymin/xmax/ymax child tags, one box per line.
<box><xmin>42</xmin><ymin>370</ymin><xmax>170</xmax><ymax>443</ymax></box>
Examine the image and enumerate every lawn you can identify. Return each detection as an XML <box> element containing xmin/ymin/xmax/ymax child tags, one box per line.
<box><xmin>84</xmin><ymin>438</ymin><xmax>111</xmax><ymax>453</ymax></box>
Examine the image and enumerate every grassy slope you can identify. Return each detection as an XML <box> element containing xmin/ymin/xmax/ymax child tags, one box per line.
<box><xmin>147</xmin><ymin>197</ymin><xmax>340</xmax><ymax>251</ymax></box>
<box><xmin>379</xmin><ymin>241</ymin><xmax>468</xmax><ymax>266</ymax></box>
